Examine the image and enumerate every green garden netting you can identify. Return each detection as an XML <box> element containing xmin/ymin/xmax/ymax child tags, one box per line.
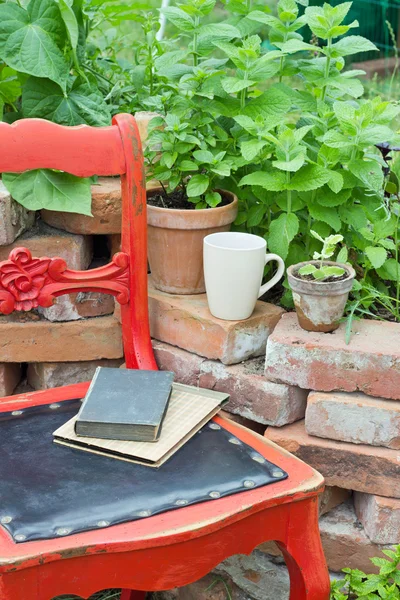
<box><xmin>310</xmin><ymin>0</ymin><xmax>400</xmax><ymax>60</ymax></box>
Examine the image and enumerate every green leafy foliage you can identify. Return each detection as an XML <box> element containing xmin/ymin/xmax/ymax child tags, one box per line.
<box><xmin>0</xmin><ymin>0</ymin><xmax>113</xmax><ymax>212</ymax></box>
<box><xmin>331</xmin><ymin>544</ymin><xmax>400</xmax><ymax>599</ymax></box>
<box><xmin>298</xmin><ymin>231</ymin><xmax>346</xmax><ymax>280</ymax></box>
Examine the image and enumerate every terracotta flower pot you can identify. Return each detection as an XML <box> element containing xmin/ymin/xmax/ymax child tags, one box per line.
<box><xmin>287</xmin><ymin>260</ymin><xmax>356</xmax><ymax>333</ymax></box>
<box><xmin>147</xmin><ymin>189</ymin><xmax>238</xmax><ymax>294</ymax></box>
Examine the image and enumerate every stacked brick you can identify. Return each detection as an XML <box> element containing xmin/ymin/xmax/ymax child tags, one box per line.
<box><xmin>147</xmin><ymin>303</ymin><xmax>400</xmax><ymax>600</ymax></box>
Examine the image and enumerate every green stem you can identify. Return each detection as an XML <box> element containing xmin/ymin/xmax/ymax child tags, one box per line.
<box><xmin>278</xmin><ymin>23</ymin><xmax>290</xmax><ymax>82</ymax></box>
<box><xmin>193</xmin><ymin>16</ymin><xmax>200</xmax><ymax>66</ymax></box>
<box><xmin>286</xmin><ymin>172</ymin><xmax>291</xmax><ymax>214</ymax></box>
<box><xmin>321</xmin><ymin>37</ymin><xmax>332</xmax><ymax>101</ymax></box>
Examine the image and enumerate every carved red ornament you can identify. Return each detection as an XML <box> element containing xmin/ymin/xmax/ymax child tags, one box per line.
<box><xmin>0</xmin><ymin>247</ymin><xmax>130</xmax><ymax>315</ymax></box>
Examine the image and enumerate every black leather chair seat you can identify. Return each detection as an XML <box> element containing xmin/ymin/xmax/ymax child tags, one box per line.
<box><xmin>0</xmin><ymin>400</ymin><xmax>287</xmax><ymax>543</ymax></box>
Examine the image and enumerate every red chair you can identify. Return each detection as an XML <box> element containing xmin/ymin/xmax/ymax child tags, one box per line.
<box><xmin>0</xmin><ymin>115</ymin><xmax>330</xmax><ymax>600</ymax></box>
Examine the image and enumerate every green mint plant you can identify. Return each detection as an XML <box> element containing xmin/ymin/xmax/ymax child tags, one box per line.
<box><xmin>331</xmin><ymin>544</ymin><xmax>400</xmax><ymax>599</ymax></box>
<box><xmin>145</xmin><ymin>110</ymin><xmax>236</xmax><ymax>209</ymax></box>
<box><xmin>298</xmin><ymin>231</ymin><xmax>346</xmax><ymax>280</ymax></box>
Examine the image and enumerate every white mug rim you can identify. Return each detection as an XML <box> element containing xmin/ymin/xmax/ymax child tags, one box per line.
<box><xmin>204</xmin><ymin>232</ymin><xmax>266</xmax><ymax>252</ymax></box>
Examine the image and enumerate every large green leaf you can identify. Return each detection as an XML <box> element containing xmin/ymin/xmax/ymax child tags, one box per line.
<box><xmin>288</xmin><ymin>165</ymin><xmax>331</xmax><ymax>191</ymax></box>
<box><xmin>330</xmin><ymin>36</ymin><xmax>378</xmax><ymax>58</ymax></box>
<box><xmin>0</xmin><ymin>66</ymin><xmax>21</xmax><ymax>106</ymax></box>
<box><xmin>377</xmin><ymin>259</ymin><xmax>400</xmax><ymax>282</ymax></box>
<box><xmin>22</xmin><ymin>77</ymin><xmax>111</xmax><ymax>126</ymax></box>
<box><xmin>2</xmin><ymin>169</ymin><xmax>92</xmax><ymax>215</ymax></box>
<box><xmin>365</xmin><ymin>246</ymin><xmax>387</xmax><ymax>269</ymax></box>
<box><xmin>58</xmin><ymin>0</ymin><xmax>79</xmax><ymax>50</ymax></box>
<box><xmin>239</xmin><ymin>170</ymin><xmax>287</xmax><ymax>191</ymax></box>
<box><xmin>267</xmin><ymin>213</ymin><xmax>299</xmax><ymax>260</ymax></box>
<box><xmin>308</xmin><ymin>203</ymin><xmax>341</xmax><ymax>232</ymax></box>
<box><xmin>243</xmin><ymin>85</ymin><xmax>292</xmax><ymax>124</ymax></box>
<box><xmin>187</xmin><ymin>174</ymin><xmax>210</xmax><ymax>197</ymax></box>
<box><xmin>0</xmin><ymin>0</ymin><xmax>69</xmax><ymax>89</ymax></box>
<box><xmin>348</xmin><ymin>159</ymin><xmax>384</xmax><ymax>193</ymax></box>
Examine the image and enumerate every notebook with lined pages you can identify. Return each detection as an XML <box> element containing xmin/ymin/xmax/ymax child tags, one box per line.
<box><xmin>53</xmin><ymin>383</ymin><xmax>229</xmax><ymax>467</ymax></box>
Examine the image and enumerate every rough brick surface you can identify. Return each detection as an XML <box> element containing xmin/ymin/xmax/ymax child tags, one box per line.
<box><xmin>265</xmin><ymin>313</ymin><xmax>400</xmax><ymax>400</ymax></box>
<box><xmin>265</xmin><ymin>420</ymin><xmax>400</xmax><ymax>498</ymax></box>
<box><xmin>27</xmin><ymin>358</ymin><xmax>124</xmax><ymax>390</ymax></box>
<box><xmin>0</xmin><ymin>220</ymin><xmax>93</xmax><ymax>268</ymax></box>
<box><xmin>260</xmin><ymin>501</ymin><xmax>390</xmax><ymax>574</ymax></box>
<box><xmin>0</xmin><ymin>363</ymin><xmax>21</xmax><ymax>397</ymax></box>
<box><xmin>306</xmin><ymin>391</ymin><xmax>400</xmax><ymax>449</ymax></box>
<box><xmin>151</xmin><ymin>340</ymin><xmax>304</xmax><ymax>426</ymax></box>
<box><xmin>152</xmin><ymin>339</ymin><xmax>204</xmax><ymax>386</ymax></box>
<box><xmin>40</xmin><ymin>291</ymin><xmax>115</xmax><ymax>322</ymax></box>
<box><xmin>354</xmin><ymin>493</ymin><xmax>400</xmax><ymax>545</ymax></box>
<box><xmin>149</xmin><ymin>278</ymin><xmax>284</xmax><ymax>365</ymax></box>
<box><xmin>0</xmin><ymin>313</ymin><xmax>123</xmax><ymax>363</ymax></box>
<box><xmin>0</xmin><ymin>181</ymin><xmax>35</xmax><ymax>246</ymax></box>
<box><xmin>4</xmin><ymin>220</ymin><xmax>94</xmax><ymax>320</ymax></box>
<box><xmin>319</xmin><ymin>486</ymin><xmax>352</xmax><ymax>517</ymax></box>
<box><xmin>199</xmin><ymin>358</ymin><xmax>307</xmax><ymax>426</ymax></box>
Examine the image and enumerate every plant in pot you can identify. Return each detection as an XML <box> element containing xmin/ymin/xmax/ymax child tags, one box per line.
<box><xmin>145</xmin><ymin>109</ymin><xmax>239</xmax><ymax>294</ymax></box>
<box><xmin>287</xmin><ymin>231</ymin><xmax>355</xmax><ymax>332</ymax></box>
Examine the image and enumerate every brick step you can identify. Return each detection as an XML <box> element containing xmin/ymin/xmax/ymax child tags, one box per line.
<box><xmin>354</xmin><ymin>492</ymin><xmax>400</xmax><ymax>545</ymax></box>
<box><xmin>0</xmin><ymin>181</ymin><xmax>35</xmax><ymax>245</ymax></box>
<box><xmin>265</xmin><ymin>420</ymin><xmax>400</xmax><ymax>498</ymax></box>
<box><xmin>152</xmin><ymin>339</ymin><xmax>306</xmax><ymax>427</ymax></box>
<box><xmin>306</xmin><ymin>391</ymin><xmax>400</xmax><ymax>449</ymax></box>
<box><xmin>149</xmin><ymin>277</ymin><xmax>284</xmax><ymax>365</ymax></box>
<box><xmin>0</xmin><ymin>363</ymin><xmax>21</xmax><ymax>396</ymax></box>
<box><xmin>265</xmin><ymin>312</ymin><xmax>400</xmax><ymax>400</ymax></box>
<box><xmin>0</xmin><ymin>313</ymin><xmax>123</xmax><ymax>363</ymax></box>
<box><xmin>27</xmin><ymin>358</ymin><xmax>124</xmax><ymax>390</ymax></box>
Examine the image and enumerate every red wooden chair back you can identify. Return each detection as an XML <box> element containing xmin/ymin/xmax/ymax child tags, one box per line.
<box><xmin>0</xmin><ymin>114</ymin><xmax>157</xmax><ymax>371</ymax></box>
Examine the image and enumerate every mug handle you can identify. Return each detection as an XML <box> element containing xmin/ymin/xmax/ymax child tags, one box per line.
<box><xmin>258</xmin><ymin>254</ymin><xmax>285</xmax><ymax>298</ymax></box>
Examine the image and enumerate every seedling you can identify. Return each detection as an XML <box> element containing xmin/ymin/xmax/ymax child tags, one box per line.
<box><xmin>298</xmin><ymin>231</ymin><xmax>346</xmax><ymax>281</ymax></box>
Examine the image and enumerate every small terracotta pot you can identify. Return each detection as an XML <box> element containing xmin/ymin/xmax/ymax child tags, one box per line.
<box><xmin>287</xmin><ymin>260</ymin><xmax>356</xmax><ymax>333</ymax></box>
<box><xmin>147</xmin><ymin>189</ymin><xmax>238</xmax><ymax>294</ymax></box>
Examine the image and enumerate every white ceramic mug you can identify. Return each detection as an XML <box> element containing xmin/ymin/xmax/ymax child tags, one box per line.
<box><xmin>203</xmin><ymin>232</ymin><xmax>285</xmax><ymax>320</ymax></box>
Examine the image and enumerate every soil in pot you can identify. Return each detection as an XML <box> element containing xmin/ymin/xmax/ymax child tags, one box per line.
<box><xmin>146</xmin><ymin>188</ymin><xmax>238</xmax><ymax>295</ymax></box>
<box><xmin>147</xmin><ymin>188</ymin><xmax>231</xmax><ymax>210</ymax></box>
<box><xmin>287</xmin><ymin>260</ymin><xmax>355</xmax><ymax>333</ymax></box>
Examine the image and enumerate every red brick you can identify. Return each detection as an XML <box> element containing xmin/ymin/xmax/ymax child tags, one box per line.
<box><xmin>27</xmin><ymin>358</ymin><xmax>124</xmax><ymax>390</ymax></box>
<box><xmin>0</xmin><ymin>363</ymin><xmax>21</xmax><ymax>397</ymax></box>
<box><xmin>354</xmin><ymin>493</ymin><xmax>400</xmax><ymax>544</ymax></box>
<box><xmin>265</xmin><ymin>420</ymin><xmax>400</xmax><ymax>498</ymax></box>
<box><xmin>0</xmin><ymin>313</ymin><xmax>123</xmax><ymax>363</ymax></box>
<box><xmin>40</xmin><ymin>291</ymin><xmax>115</xmax><ymax>322</ymax></box>
<box><xmin>306</xmin><ymin>391</ymin><xmax>400</xmax><ymax>449</ymax></box>
<box><xmin>265</xmin><ymin>313</ymin><xmax>400</xmax><ymax>400</ymax></box>
<box><xmin>199</xmin><ymin>358</ymin><xmax>307</xmax><ymax>426</ymax></box>
<box><xmin>0</xmin><ymin>219</ymin><xmax>93</xmax><ymax>268</ymax></box>
<box><xmin>319</xmin><ymin>486</ymin><xmax>352</xmax><ymax>517</ymax></box>
<box><xmin>149</xmin><ymin>278</ymin><xmax>284</xmax><ymax>365</ymax></box>
<box><xmin>152</xmin><ymin>339</ymin><xmax>204</xmax><ymax>386</ymax></box>
<box><xmin>0</xmin><ymin>181</ymin><xmax>35</xmax><ymax>245</ymax></box>
<box><xmin>260</xmin><ymin>501</ymin><xmax>391</xmax><ymax>574</ymax></box>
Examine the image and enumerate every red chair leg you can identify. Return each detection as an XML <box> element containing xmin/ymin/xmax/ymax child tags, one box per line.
<box><xmin>120</xmin><ymin>590</ymin><xmax>146</xmax><ymax>600</ymax></box>
<box><xmin>277</xmin><ymin>498</ymin><xmax>330</xmax><ymax>600</ymax></box>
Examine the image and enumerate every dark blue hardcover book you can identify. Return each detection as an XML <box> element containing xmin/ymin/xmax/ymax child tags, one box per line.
<box><xmin>75</xmin><ymin>367</ymin><xmax>174</xmax><ymax>442</ymax></box>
